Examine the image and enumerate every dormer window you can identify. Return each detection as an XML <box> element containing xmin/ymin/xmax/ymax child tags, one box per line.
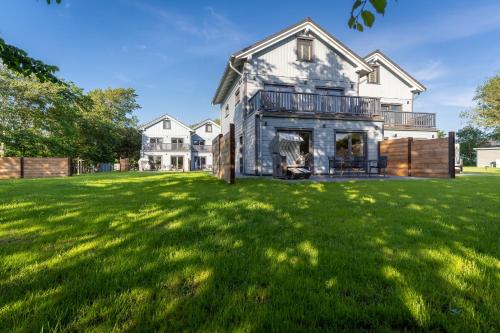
<box><xmin>368</xmin><ymin>66</ymin><xmax>380</xmax><ymax>84</ymax></box>
<box><xmin>297</xmin><ymin>38</ymin><xmax>313</xmax><ymax>62</ymax></box>
<box><xmin>206</xmin><ymin>124</ymin><xmax>212</xmax><ymax>133</ymax></box>
<box><xmin>163</xmin><ymin>119</ymin><xmax>171</xmax><ymax>129</ymax></box>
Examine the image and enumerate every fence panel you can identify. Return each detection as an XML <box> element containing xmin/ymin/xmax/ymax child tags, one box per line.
<box><xmin>23</xmin><ymin>158</ymin><xmax>70</xmax><ymax>178</ymax></box>
<box><xmin>379</xmin><ymin>133</ymin><xmax>455</xmax><ymax>178</ymax></box>
<box><xmin>0</xmin><ymin>157</ymin><xmax>22</xmax><ymax>179</ymax></box>
<box><xmin>212</xmin><ymin>124</ymin><xmax>235</xmax><ymax>184</ymax></box>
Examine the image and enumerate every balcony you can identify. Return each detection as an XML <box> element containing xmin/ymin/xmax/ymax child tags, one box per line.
<box><xmin>192</xmin><ymin>145</ymin><xmax>212</xmax><ymax>153</ymax></box>
<box><xmin>143</xmin><ymin>143</ymin><xmax>191</xmax><ymax>152</ymax></box>
<box><xmin>382</xmin><ymin>111</ymin><xmax>436</xmax><ymax>129</ymax></box>
<box><xmin>248</xmin><ymin>90</ymin><xmax>380</xmax><ymax>117</ymax></box>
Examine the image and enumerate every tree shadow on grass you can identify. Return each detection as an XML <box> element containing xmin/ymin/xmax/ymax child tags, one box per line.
<box><xmin>0</xmin><ymin>172</ymin><xmax>498</xmax><ymax>332</ymax></box>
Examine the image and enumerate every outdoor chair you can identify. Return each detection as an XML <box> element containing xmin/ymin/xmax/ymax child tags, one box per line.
<box><xmin>369</xmin><ymin>156</ymin><xmax>388</xmax><ymax>177</ymax></box>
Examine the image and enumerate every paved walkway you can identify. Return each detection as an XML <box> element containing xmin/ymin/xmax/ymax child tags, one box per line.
<box><xmin>240</xmin><ymin>174</ymin><xmax>429</xmax><ymax>182</ymax></box>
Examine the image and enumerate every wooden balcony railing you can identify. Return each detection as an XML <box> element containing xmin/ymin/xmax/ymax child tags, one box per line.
<box><xmin>143</xmin><ymin>143</ymin><xmax>191</xmax><ymax>152</ymax></box>
<box><xmin>382</xmin><ymin>111</ymin><xmax>436</xmax><ymax>129</ymax></box>
<box><xmin>248</xmin><ymin>90</ymin><xmax>380</xmax><ymax>116</ymax></box>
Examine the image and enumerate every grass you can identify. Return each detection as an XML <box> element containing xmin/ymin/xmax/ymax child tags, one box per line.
<box><xmin>0</xmin><ymin>172</ymin><xmax>499</xmax><ymax>332</ymax></box>
<box><xmin>462</xmin><ymin>166</ymin><xmax>500</xmax><ymax>174</ymax></box>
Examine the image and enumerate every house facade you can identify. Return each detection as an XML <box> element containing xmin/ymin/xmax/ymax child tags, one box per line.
<box><xmin>138</xmin><ymin>114</ymin><xmax>220</xmax><ymax>171</ymax></box>
<box><xmin>212</xmin><ymin>18</ymin><xmax>439</xmax><ymax>176</ymax></box>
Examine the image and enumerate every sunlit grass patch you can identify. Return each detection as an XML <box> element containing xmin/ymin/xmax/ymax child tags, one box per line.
<box><xmin>0</xmin><ymin>171</ymin><xmax>498</xmax><ymax>332</ymax></box>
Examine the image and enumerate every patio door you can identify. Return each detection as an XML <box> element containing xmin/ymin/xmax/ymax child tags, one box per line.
<box><xmin>335</xmin><ymin>131</ymin><xmax>367</xmax><ymax>161</ymax></box>
<box><xmin>171</xmin><ymin>156</ymin><xmax>184</xmax><ymax>170</ymax></box>
<box><xmin>193</xmin><ymin>156</ymin><xmax>206</xmax><ymax>170</ymax></box>
<box><xmin>148</xmin><ymin>155</ymin><xmax>162</xmax><ymax>171</ymax></box>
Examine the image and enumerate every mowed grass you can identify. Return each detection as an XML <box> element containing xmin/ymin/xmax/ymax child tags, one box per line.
<box><xmin>0</xmin><ymin>172</ymin><xmax>499</xmax><ymax>332</ymax></box>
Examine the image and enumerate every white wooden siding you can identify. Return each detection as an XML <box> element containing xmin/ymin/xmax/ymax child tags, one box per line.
<box><xmin>141</xmin><ymin>117</ymin><xmax>191</xmax><ymax>146</ymax></box>
<box><xmin>258</xmin><ymin>116</ymin><xmax>384</xmax><ymax>175</ymax></box>
<box><xmin>359</xmin><ymin>63</ymin><xmax>415</xmax><ymax>112</ymax></box>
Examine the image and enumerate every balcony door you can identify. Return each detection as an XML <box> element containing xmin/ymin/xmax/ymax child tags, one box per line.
<box><xmin>171</xmin><ymin>138</ymin><xmax>184</xmax><ymax>150</ymax></box>
<box><xmin>263</xmin><ymin>84</ymin><xmax>294</xmax><ymax>111</ymax></box>
<box><xmin>194</xmin><ymin>156</ymin><xmax>206</xmax><ymax>170</ymax></box>
<box><xmin>335</xmin><ymin>131</ymin><xmax>367</xmax><ymax>162</ymax></box>
<box><xmin>317</xmin><ymin>87</ymin><xmax>344</xmax><ymax>113</ymax></box>
<box><xmin>171</xmin><ymin>156</ymin><xmax>184</xmax><ymax>170</ymax></box>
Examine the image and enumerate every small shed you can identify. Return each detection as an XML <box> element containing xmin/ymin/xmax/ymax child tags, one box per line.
<box><xmin>474</xmin><ymin>147</ymin><xmax>500</xmax><ymax>167</ymax></box>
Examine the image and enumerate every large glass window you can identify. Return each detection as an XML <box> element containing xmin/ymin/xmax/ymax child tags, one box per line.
<box><xmin>335</xmin><ymin>132</ymin><xmax>366</xmax><ymax>160</ymax></box>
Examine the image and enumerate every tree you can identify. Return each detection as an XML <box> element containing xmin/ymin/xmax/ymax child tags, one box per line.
<box><xmin>437</xmin><ymin>130</ymin><xmax>447</xmax><ymax>138</ymax></box>
<box><xmin>78</xmin><ymin>88</ymin><xmax>141</xmax><ymax>163</ymax></box>
<box><xmin>456</xmin><ymin>126</ymin><xmax>490</xmax><ymax>166</ymax></box>
<box><xmin>349</xmin><ymin>0</ymin><xmax>388</xmax><ymax>31</ymax></box>
<box><xmin>468</xmin><ymin>75</ymin><xmax>500</xmax><ymax>128</ymax></box>
<box><xmin>0</xmin><ymin>66</ymin><xmax>85</xmax><ymax>157</ymax></box>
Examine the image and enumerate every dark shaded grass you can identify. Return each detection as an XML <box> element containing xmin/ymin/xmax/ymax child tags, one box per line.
<box><xmin>0</xmin><ymin>171</ymin><xmax>499</xmax><ymax>332</ymax></box>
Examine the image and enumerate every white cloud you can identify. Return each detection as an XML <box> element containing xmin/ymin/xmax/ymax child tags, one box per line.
<box><xmin>412</xmin><ymin>60</ymin><xmax>446</xmax><ymax>82</ymax></box>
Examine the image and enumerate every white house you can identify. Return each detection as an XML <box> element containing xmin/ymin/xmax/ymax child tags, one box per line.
<box><xmin>138</xmin><ymin>113</ymin><xmax>220</xmax><ymax>171</ymax></box>
<box><xmin>212</xmin><ymin>17</ymin><xmax>439</xmax><ymax>177</ymax></box>
<box><xmin>190</xmin><ymin>119</ymin><xmax>221</xmax><ymax>170</ymax></box>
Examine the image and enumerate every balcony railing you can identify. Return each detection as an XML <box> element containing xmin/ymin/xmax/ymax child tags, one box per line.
<box><xmin>248</xmin><ymin>90</ymin><xmax>380</xmax><ymax>116</ymax></box>
<box><xmin>382</xmin><ymin>111</ymin><xmax>436</xmax><ymax>129</ymax></box>
<box><xmin>192</xmin><ymin>145</ymin><xmax>212</xmax><ymax>153</ymax></box>
<box><xmin>143</xmin><ymin>143</ymin><xmax>191</xmax><ymax>152</ymax></box>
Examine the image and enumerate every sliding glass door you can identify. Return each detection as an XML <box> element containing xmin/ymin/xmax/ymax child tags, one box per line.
<box><xmin>170</xmin><ymin>156</ymin><xmax>184</xmax><ymax>170</ymax></box>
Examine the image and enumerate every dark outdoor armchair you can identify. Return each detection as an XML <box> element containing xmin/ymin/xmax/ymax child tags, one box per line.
<box><xmin>369</xmin><ymin>156</ymin><xmax>388</xmax><ymax>177</ymax></box>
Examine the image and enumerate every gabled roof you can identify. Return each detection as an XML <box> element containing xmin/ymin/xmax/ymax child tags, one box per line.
<box><xmin>212</xmin><ymin>17</ymin><xmax>373</xmax><ymax>105</ymax></box>
<box><xmin>364</xmin><ymin>50</ymin><xmax>426</xmax><ymax>92</ymax></box>
<box><xmin>190</xmin><ymin>118</ymin><xmax>221</xmax><ymax>131</ymax></box>
<box><xmin>138</xmin><ymin>113</ymin><xmax>193</xmax><ymax>132</ymax></box>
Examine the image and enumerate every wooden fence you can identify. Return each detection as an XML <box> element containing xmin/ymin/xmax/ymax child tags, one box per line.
<box><xmin>212</xmin><ymin>124</ymin><xmax>235</xmax><ymax>184</ymax></box>
<box><xmin>0</xmin><ymin>157</ymin><xmax>71</xmax><ymax>180</ymax></box>
<box><xmin>379</xmin><ymin>132</ymin><xmax>455</xmax><ymax>178</ymax></box>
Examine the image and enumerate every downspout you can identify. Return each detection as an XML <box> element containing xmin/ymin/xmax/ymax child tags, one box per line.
<box><xmin>259</xmin><ymin>113</ymin><xmax>263</xmax><ymax>176</ymax></box>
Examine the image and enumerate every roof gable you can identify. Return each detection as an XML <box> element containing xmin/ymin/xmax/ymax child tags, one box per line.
<box><xmin>364</xmin><ymin>50</ymin><xmax>426</xmax><ymax>92</ymax></box>
<box><xmin>138</xmin><ymin>113</ymin><xmax>192</xmax><ymax>132</ymax></box>
<box><xmin>191</xmin><ymin>119</ymin><xmax>221</xmax><ymax>131</ymax></box>
<box><xmin>212</xmin><ymin>17</ymin><xmax>372</xmax><ymax>105</ymax></box>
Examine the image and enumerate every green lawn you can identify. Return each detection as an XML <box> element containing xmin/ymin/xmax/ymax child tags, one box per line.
<box><xmin>0</xmin><ymin>172</ymin><xmax>499</xmax><ymax>332</ymax></box>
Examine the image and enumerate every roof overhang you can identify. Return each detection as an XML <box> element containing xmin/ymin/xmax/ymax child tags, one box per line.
<box><xmin>365</xmin><ymin>50</ymin><xmax>426</xmax><ymax>92</ymax></box>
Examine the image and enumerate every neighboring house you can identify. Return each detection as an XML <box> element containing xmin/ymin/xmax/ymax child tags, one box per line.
<box><xmin>212</xmin><ymin>17</ymin><xmax>439</xmax><ymax>176</ymax></box>
<box><xmin>190</xmin><ymin>119</ymin><xmax>221</xmax><ymax>170</ymax></box>
<box><xmin>474</xmin><ymin>146</ymin><xmax>500</xmax><ymax>167</ymax></box>
<box><xmin>138</xmin><ymin>113</ymin><xmax>220</xmax><ymax>171</ymax></box>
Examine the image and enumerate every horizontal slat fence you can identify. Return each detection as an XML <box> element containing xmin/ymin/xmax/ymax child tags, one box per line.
<box><xmin>0</xmin><ymin>157</ymin><xmax>71</xmax><ymax>179</ymax></box>
<box><xmin>379</xmin><ymin>132</ymin><xmax>455</xmax><ymax>178</ymax></box>
<box><xmin>0</xmin><ymin>157</ymin><xmax>22</xmax><ymax>180</ymax></box>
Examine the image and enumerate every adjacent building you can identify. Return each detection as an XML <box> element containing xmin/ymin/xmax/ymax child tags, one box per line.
<box><xmin>138</xmin><ymin>114</ymin><xmax>220</xmax><ymax>171</ymax></box>
<box><xmin>211</xmin><ymin>17</ymin><xmax>439</xmax><ymax>177</ymax></box>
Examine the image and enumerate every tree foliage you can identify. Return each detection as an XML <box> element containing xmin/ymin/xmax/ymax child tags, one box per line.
<box><xmin>0</xmin><ymin>67</ymin><xmax>141</xmax><ymax>163</ymax></box>
<box><xmin>468</xmin><ymin>74</ymin><xmax>500</xmax><ymax>128</ymax></box>
<box><xmin>349</xmin><ymin>0</ymin><xmax>388</xmax><ymax>31</ymax></box>
<box><xmin>456</xmin><ymin>126</ymin><xmax>490</xmax><ymax>166</ymax></box>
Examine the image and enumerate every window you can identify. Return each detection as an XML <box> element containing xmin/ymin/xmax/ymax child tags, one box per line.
<box><xmin>163</xmin><ymin>119</ymin><xmax>171</xmax><ymax>129</ymax></box>
<box><xmin>368</xmin><ymin>66</ymin><xmax>380</xmax><ymax>84</ymax></box>
<box><xmin>205</xmin><ymin>123</ymin><xmax>212</xmax><ymax>133</ymax></box>
<box><xmin>316</xmin><ymin>87</ymin><xmax>344</xmax><ymax>96</ymax></box>
<box><xmin>225</xmin><ymin>104</ymin><xmax>229</xmax><ymax>118</ymax></box>
<box><xmin>297</xmin><ymin>38</ymin><xmax>313</xmax><ymax>61</ymax></box>
<box><xmin>235</xmin><ymin>88</ymin><xmax>241</xmax><ymax>106</ymax></box>
<box><xmin>149</xmin><ymin>137</ymin><xmax>163</xmax><ymax>144</ymax></box>
<box><xmin>381</xmin><ymin>104</ymin><xmax>402</xmax><ymax>112</ymax></box>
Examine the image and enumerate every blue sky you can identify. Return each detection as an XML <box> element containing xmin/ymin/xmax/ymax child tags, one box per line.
<box><xmin>1</xmin><ymin>0</ymin><xmax>499</xmax><ymax>131</ymax></box>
